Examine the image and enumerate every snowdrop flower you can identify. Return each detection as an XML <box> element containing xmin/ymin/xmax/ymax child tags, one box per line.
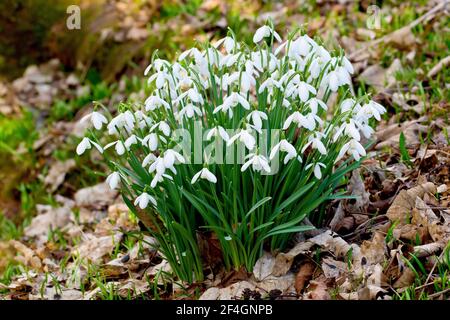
<box><xmin>80</xmin><ymin>111</ymin><xmax>108</xmax><ymax>130</ymax></box>
<box><xmin>269</xmin><ymin>139</ymin><xmax>297</xmax><ymax>164</ymax></box>
<box><xmin>289</xmin><ymin>35</ymin><xmax>315</xmax><ymax>57</ymax></box>
<box><xmin>163</xmin><ymin>149</ymin><xmax>185</xmax><ymax>174</ymax></box>
<box><xmin>148</xmin><ymin>70</ymin><xmax>169</xmax><ymax>89</ymax></box>
<box><xmin>213</xmin><ymin>92</ymin><xmax>250</xmax><ymax>118</ymax></box>
<box><xmin>324</xmin><ymin>70</ymin><xmax>340</xmax><ymax>92</ymax></box>
<box><xmin>191</xmin><ymin>168</ymin><xmax>217</xmax><ymax>184</ymax></box>
<box><xmin>336</xmin><ymin>139</ymin><xmax>366</xmax><ymax>162</ymax></box>
<box><xmin>104</xmin><ymin>140</ymin><xmax>126</xmax><ymax>155</ymax></box>
<box><xmin>341</xmin><ymin>56</ymin><xmax>354</xmax><ymax>74</ymax></box>
<box><xmin>175</xmin><ymin>88</ymin><xmax>204</xmax><ymax>105</ymax></box>
<box><xmin>242</xmin><ymin>153</ymin><xmax>271</xmax><ymax>173</ymax></box>
<box><xmin>246</xmin><ymin>111</ymin><xmax>267</xmax><ymax>132</ymax></box>
<box><xmin>306</xmin><ymin>98</ymin><xmax>327</xmax><ymax>114</ymax></box>
<box><xmin>253</xmin><ymin>25</ymin><xmax>281</xmax><ymax>43</ymax></box>
<box><xmin>142</xmin><ymin>133</ymin><xmax>159</xmax><ymax>151</ymax></box>
<box><xmin>301</xmin><ymin>135</ymin><xmax>327</xmax><ymax>155</ymax></box>
<box><xmin>340</xmin><ymin>98</ymin><xmax>359</xmax><ymax>113</ymax></box>
<box><xmin>145</xmin><ymin>95</ymin><xmax>170</xmax><ymax>111</ymax></box>
<box><xmin>111</xmin><ymin>110</ymin><xmax>135</xmax><ymax>133</ymax></box>
<box><xmin>206</xmin><ymin>126</ymin><xmax>230</xmax><ymax>142</ymax></box>
<box><xmin>150</xmin><ymin>172</ymin><xmax>173</xmax><ymax>188</ymax></box>
<box><xmin>134</xmin><ymin>192</ymin><xmax>157</xmax><ymax>209</ymax></box>
<box><xmin>149</xmin><ymin>157</ymin><xmax>167</xmax><ymax>176</ymax></box>
<box><xmin>333</xmin><ymin>119</ymin><xmax>360</xmax><ymax>142</ymax></box>
<box><xmin>227</xmin><ymin>129</ymin><xmax>256</xmax><ymax>150</ymax></box>
<box><xmin>357</xmin><ymin>100</ymin><xmax>386</xmax><ymax>121</ymax></box>
<box><xmin>305</xmin><ymin>162</ymin><xmax>326</xmax><ymax>179</ymax></box>
<box><xmin>76</xmin><ymin>137</ymin><xmax>103</xmax><ymax>155</ymax></box>
<box><xmin>151</xmin><ymin>121</ymin><xmax>171</xmax><ymax>136</ymax></box>
<box><xmin>179</xmin><ymin>103</ymin><xmax>203</xmax><ymax>119</ymax></box>
<box><xmin>297</xmin><ymin>81</ymin><xmax>317</xmax><ymax>102</ymax></box>
<box><xmin>283</xmin><ymin>112</ymin><xmax>317</xmax><ymax>131</ymax></box>
<box><xmin>106</xmin><ymin>172</ymin><xmax>120</xmax><ymax>190</ymax></box>
<box><xmin>214</xmin><ymin>36</ymin><xmax>239</xmax><ymax>54</ymax></box>
<box><xmin>224</xmin><ymin>235</ymin><xmax>232</xmax><ymax>241</ymax></box>
<box><xmin>258</xmin><ymin>78</ymin><xmax>281</xmax><ymax>94</ymax></box>
<box><xmin>142</xmin><ymin>153</ymin><xmax>157</xmax><ymax>167</ymax></box>
<box><xmin>124</xmin><ymin>134</ymin><xmax>139</xmax><ymax>150</ymax></box>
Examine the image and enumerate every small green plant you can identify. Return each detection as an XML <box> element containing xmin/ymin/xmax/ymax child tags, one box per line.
<box><xmin>77</xmin><ymin>23</ymin><xmax>385</xmax><ymax>283</ymax></box>
<box><xmin>399</xmin><ymin>132</ymin><xmax>413</xmax><ymax>167</ymax></box>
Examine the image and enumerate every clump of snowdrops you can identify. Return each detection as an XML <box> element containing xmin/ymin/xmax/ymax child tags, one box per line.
<box><xmin>77</xmin><ymin>22</ymin><xmax>385</xmax><ymax>283</ymax></box>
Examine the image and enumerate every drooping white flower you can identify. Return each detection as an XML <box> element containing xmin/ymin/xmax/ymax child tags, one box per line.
<box><xmin>289</xmin><ymin>35</ymin><xmax>316</xmax><ymax>58</ymax></box>
<box><xmin>301</xmin><ymin>135</ymin><xmax>327</xmax><ymax>155</ymax></box>
<box><xmin>305</xmin><ymin>162</ymin><xmax>326</xmax><ymax>179</ymax></box>
<box><xmin>142</xmin><ymin>133</ymin><xmax>159</xmax><ymax>151</ymax></box>
<box><xmin>227</xmin><ymin>129</ymin><xmax>256</xmax><ymax>150</ymax></box>
<box><xmin>324</xmin><ymin>70</ymin><xmax>340</xmax><ymax>92</ymax></box>
<box><xmin>76</xmin><ymin>137</ymin><xmax>104</xmax><ymax>155</ymax></box>
<box><xmin>104</xmin><ymin>140</ymin><xmax>126</xmax><ymax>155</ymax></box>
<box><xmin>134</xmin><ymin>192</ymin><xmax>157</xmax><ymax>209</ymax></box>
<box><xmin>80</xmin><ymin>111</ymin><xmax>108</xmax><ymax>130</ymax></box>
<box><xmin>357</xmin><ymin>100</ymin><xmax>386</xmax><ymax>121</ymax></box>
<box><xmin>179</xmin><ymin>103</ymin><xmax>203</xmax><ymax>119</ymax></box>
<box><xmin>145</xmin><ymin>95</ymin><xmax>170</xmax><ymax>111</ymax></box>
<box><xmin>191</xmin><ymin>168</ymin><xmax>217</xmax><ymax>184</ymax></box>
<box><xmin>269</xmin><ymin>139</ymin><xmax>297</xmax><ymax>164</ymax></box>
<box><xmin>163</xmin><ymin>149</ymin><xmax>185</xmax><ymax>174</ymax></box>
<box><xmin>214</xmin><ymin>36</ymin><xmax>239</xmax><ymax>54</ymax></box>
<box><xmin>283</xmin><ymin>112</ymin><xmax>317</xmax><ymax>131</ymax></box>
<box><xmin>306</xmin><ymin>98</ymin><xmax>328</xmax><ymax>114</ymax></box>
<box><xmin>253</xmin><ymin>25</ymin><xmax>282</xmax><ymax>43</ymax></box>
<box><xmin>333</xmin><ymin>119</ymin><xmax>361</xmax><ymax>142</ymax></box>
<box><xmin>297</xmin><ymin>81</ymin><xmax>317</xmax><ymax>102</ymax></box>
<box><xmin>206</xmin><ymin>126</ymin><xmax>230</xmax><ymax>142</ymax></box>
<box><xmin>150</xmin><ymin>172</ymin><xmax>173</xmax><ymax>188</ymax></box>
<box><xmin>151</xmin><ymin>121</ymin><xmax>171</xmax><ymax>136</ymax></box>
<box><xmin>258</xmin><ymin>78</ymin><xmax>281</xmax><ymax>94</ymax></box>
<box><xmin>175</xmin><ymin>88</ymin><xmax>204</xmax><ymax>105</ymax></box>
<box><xmin>336</xmin><ymin>139</ymin><xmax>366</xmax><ymax>162</ymax></box>
<box><xmin>124</xmin><ymin>134</ymin><xmax>140</xmax><ymax>150</ymax></box>
<box><xmin>213</xmin><ymin>92</ymin><xmax>250</xmax><ymax>118</ymax></box>
<box><xmin>246</xmin><ymin>111</ymin><xmax>268</xmax><ymax>132</ymax></box>
<box><xmin>241</xmin><ymin>153</ymin><xmax>271</xmax><ymax>173</ymax></box>
<box><xmin>106</xmin><ymin>171</ymin><xmax>120</xmax><ymax>190</ymax></box>
<box><xmin>142</xmin><ymin>153</ymin><xmax>157</xmax><ymax>167</ymax></box>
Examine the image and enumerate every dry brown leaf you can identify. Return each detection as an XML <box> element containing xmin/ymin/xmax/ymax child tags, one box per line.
<box><xmin>360</xmin><ymin>232</ymin><xmax>387</xmax><ymax>266</ymax></box>
<box><xmin>393</xmin><ymin>267</ymin><xmax>416</xmax><ymax>289</ymax></box>
<box><xmin>375</xmin><ymin>119</ymin><xmax>429</xmax><ymax>149</ymax></box>
<box><xmin>294</xmin><ymin>262</ymin><xmax>315</xmax><ymax>293</ymax></box>
<box><xmin>322</xmin><ymin>257</ymin><xmax>348</xmax><ymax>280</ymax></box>
<box><xmin>386</xmin><ymin>182</ymin><xmax>436</xmax><ymax>225</ymax></box>
<box><xmin>10</xmin><ymin>240</ymin><xmax>42</xmax><ymax>269</ymax></box>
<box><xmin>272</xmin><ymin>241</ymin><xmax>314</xmax><ymax>277</ymax></box>
<box><xmin>413</xmin><ymin>242</ymin><xmax>444</xmax><ymax>258</ymax></box>
<box><xmin>44</xmin><ymin>160</ymin><xmax>76</xmax><ymax>192</ymax></box>
<box><xmin>304</xmin><ymin>276</ymin><xmax>330</xmax><ymax>300</ymax></box>
<box><xmin>255</xmin><ymin>273</ymin><xmax>296</xmax><ymax>294</ymax></box>
<box><xmin>74</xmin><ymin>183</ymin><xmax>118</xmax><ymax>209</ymax></box>
<box><xmin>199</xmin><ymin>281</ymin><xmax>256</xmax><ymax>300</ymax></box>
<box><xmin>358</xmin><ymin>59</ymin><xmax>402</xmax><ymax>89</ymax></box>
<box><xmin>253</xmin><ymin>251</ymin><xmax>275</xmax><ymax>281</ymax></box>
<box><xmin>24</xmin><ymin>205</ymin><xmax>72</xmax><ymax>245</ymax></box>
<box><xmin>72</xmin><ymin>233</ymin><xmax>122</xmax><ymax>264</ymax></box>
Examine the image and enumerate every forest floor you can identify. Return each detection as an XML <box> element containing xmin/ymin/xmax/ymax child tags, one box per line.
<box><xmin>0</xmin><ymin>0</ymin><xmax>449</xmax><ymax>300</ymax></box>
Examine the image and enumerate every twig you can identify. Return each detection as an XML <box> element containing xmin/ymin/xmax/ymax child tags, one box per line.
<box><xmin>427</xmin><ymin>55</ymin><xmax>450</xmax><ymax>78</ymax></box>
<box><xmin>428</xmin><ymin>287</ymin><xmax>450</xmax><ymax>299</ymax></box>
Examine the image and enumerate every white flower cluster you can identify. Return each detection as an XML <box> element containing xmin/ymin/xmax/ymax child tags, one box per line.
<box><xmin>77</xmin><ymin>24</ymin><xmax>385</xmax><ymax>210</ymax></box>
